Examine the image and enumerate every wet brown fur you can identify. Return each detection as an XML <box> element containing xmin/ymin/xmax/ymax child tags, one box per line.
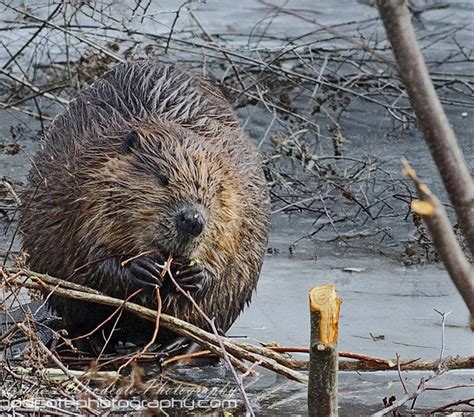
<box><xmin>20</xmin><ymin>61</ymin><xmax>270</xmax><ymax>350</ymax></box>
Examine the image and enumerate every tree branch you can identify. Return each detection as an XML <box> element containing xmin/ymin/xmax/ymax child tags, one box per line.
<box><xmin>377</xmin><ymin>0</ymin><xmax>474</xmax><ymax>256</ymax></box>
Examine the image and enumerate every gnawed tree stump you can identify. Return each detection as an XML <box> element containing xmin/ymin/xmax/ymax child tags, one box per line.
<box><xmin>308</xmin><ymin>285</ymin><xmax>342</xmax><ymax>417</ymax></box>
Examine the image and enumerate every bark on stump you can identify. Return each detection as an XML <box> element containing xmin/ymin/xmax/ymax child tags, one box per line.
<box><xmin>308</xmin><ymin>285</ymin><xmax>341</xmax><ymax>417</ymax></box>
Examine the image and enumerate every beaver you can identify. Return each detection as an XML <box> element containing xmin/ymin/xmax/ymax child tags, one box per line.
<box><xmin>19</xmin><ymin>61</ymin><xmax>270</xmax><ymax>354</ymax></box>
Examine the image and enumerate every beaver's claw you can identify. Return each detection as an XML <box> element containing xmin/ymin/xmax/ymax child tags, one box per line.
<box><xmin>171</xmin><ymin>263</ymin><xmax>206</xmax><ymax>292</ymax></box>
<box><xmin>127</xmin><ymin>254</ymin><xmax>166</xmax><ymax>289</ymax></box>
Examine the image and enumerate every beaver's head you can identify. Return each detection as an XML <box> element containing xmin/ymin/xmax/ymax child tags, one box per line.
<box><xmin>79</xmin><ymin>124</ymin><xmax>244</xmax><ymax>266</ymax></box>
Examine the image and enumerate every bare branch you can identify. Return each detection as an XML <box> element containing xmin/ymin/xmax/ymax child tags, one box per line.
<box><xmin>401</xmin><ymin>159</ymin><xmax>474</xmax><ymax>328</ymax></box>
<box><xmin>377</xmin><ymin>0</ymin><xmax>474</xmax><ymax>256</ymax></box>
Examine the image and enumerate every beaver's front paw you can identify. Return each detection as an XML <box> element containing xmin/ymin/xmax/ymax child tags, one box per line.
<box><xmin>127</xmin><ymin>254</ymin><xmax>166</xmax><ymax>290</ymax></box>
<box><xmin>170</xmin><ymin>262</ymin><xmax>206</xmax><ymax>292</ymax></box>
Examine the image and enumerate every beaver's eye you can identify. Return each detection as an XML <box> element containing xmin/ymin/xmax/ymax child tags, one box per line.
<box><xmin>122</xmin><ymin>130</ymin><xmax>140</xmax><ymax>153</ymax></box>
<box><xmin>157</xmin><ymin>174</ymin><xmax>169</xmax><ymax>186</ymax></box>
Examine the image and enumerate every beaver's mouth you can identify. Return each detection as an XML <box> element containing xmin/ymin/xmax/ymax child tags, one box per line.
<box><xmin>151</xmin><ymin>245</ymin><xmax>170</xmax><ymax>261</ymax></box>
<box><xmin>151</xmin><ymin>236</ymin><xmax>198</xmax><ymax>261</ymax></box>
<box><xmin>148</xmin><ymin>244</ymin><xmax>185</xmax><ymax>265</ymax></box>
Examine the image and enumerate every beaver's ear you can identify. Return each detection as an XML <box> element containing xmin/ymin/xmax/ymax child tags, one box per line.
<box><xmin>121</xmin><ymin>130</ymin><xmax>141</xmax><ymax>153</ymax></box>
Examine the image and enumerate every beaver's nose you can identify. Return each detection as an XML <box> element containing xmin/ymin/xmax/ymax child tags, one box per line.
<box><xmin>176</xmin><ymin>209</ymin><xmax>205</xmax><ymax>237</ymax></box>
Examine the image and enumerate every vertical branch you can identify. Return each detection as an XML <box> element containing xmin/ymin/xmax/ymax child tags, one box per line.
<box><xmin>308</xmin><ymin>285</ymin><xmax>341</xmax><ymax>417</ymax></box>
<box><xmin>401</xmin><ymin>159</ymin><xmax>474</xmax><ymax>328</ymax></box>
<box><xmin>377</xmin><ymin>0</ymin><xmax>474</xmax><ymax>256</ymax></box>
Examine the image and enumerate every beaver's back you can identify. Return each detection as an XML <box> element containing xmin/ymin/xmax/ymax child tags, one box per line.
<box><xmin>31</xmin><ymin>62</ymin><xmax>245</xmax><ymax>171</ymax></box>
